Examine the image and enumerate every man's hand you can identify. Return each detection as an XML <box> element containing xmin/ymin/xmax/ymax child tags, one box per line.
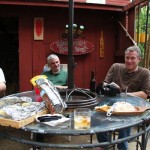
<box><xmin>55</xmin><ymin>85</ymin><xmax>68</xmax><ymax>90</ymax></box>
<box><xmin>107</xmin><ymin>82</ymin><xmax>120</xmax><ymax>89</ymax></box>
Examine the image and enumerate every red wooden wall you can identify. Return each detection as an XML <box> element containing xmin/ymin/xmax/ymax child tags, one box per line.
<box><xmin>0</xmin><ymin>5</ymin><xmax>135</xmax><ymax>92</ymax></box>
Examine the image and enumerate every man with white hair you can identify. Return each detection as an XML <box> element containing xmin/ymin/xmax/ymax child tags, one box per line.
<box><xmin>42</xmin><ymin>54</ymin><xmax>68</xmax><ymax>89</ymax></box>
<box><xmin>31</xmin><ymin>54</ymin><xmax>68</xmax><ymax>150</ymax></box>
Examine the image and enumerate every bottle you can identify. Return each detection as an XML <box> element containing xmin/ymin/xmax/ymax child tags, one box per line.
<box><xmin>73</xmin><ymin>24</ymin><xmax>77</xmax><ymax>34</ymax></box>
<box><xmin>73</xmin><ymin>24</ymin><xmax>78</xmax><ymax>38</ymax></box>
<box><xmin>90</xmin><ymin>70</ymin><xmax>96</xmax><ymax>92</ymax></box>
<box><xmin>65</xmin><ymin>24</ymin><xmax>69</xmax><ymax>35</ymax></box>
<box><xmin>62</xmin><ymin>24</ymin><xmax>69</xmax><ymax>38</ymax></box>
<box><xmin>77</xmin><ymin>25</ymin><xmax>84</xmax><ymax>36</ymax></box>
<box><xmin>74</xmin><ymin>25</ymin><xmax>84</xmax><ymax>38</ymax></box>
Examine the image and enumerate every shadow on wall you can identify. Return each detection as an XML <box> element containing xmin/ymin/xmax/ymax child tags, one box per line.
<box><xmin>6</xmin><ymin>82</ymin><xmax>19</xmax><ymax>96</ymax></box>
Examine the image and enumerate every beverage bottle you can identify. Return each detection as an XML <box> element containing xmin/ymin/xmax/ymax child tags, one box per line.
<box><xmin>65</xmin><ymin>24</ymin><xmax>69</xmax><ymax>37</ymax></box>
<box><xmin>73</xmin><ymin>24</ymin><xmax>77</xmax><ymax>34</ymax></box>
<box><xmin>77</xmin><ymin>25</ymin><xmax>84</xmax><ymax>36</ymax></box>
<box><xmin>73</xmin><ymin>24</ymin><xmax>78</xmax><ymax>38</ymax></box>
<box><xmin>90</xmin><ymin>70</ymin><xmax>96</xmax><ymax>92</ymax></box>
<box><xmin>62</xmin><ymin>24</ymin><xmax>69</xmax><ymax>38</ymax></box>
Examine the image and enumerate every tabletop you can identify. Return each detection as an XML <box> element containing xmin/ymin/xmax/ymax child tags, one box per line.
<box><xmin>21</xmin><ymin>92</ymin><xmax>150</xmax><ymax>135</ymax></box>
<box><xmin>0</xmin><ymin>90</ymin><xmax>150</xmax><ymax>149</ymax></box>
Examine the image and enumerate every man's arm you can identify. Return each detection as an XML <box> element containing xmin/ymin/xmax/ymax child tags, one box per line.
<box><xmin>104</xmin><ymin>82</ymin><xmax>148</xmax><ymax>99</ymax></box>
<box><xmin>127</xmin><ymin>91</ymin><xmax>148</xmax><ymax>99</ymax></box>
<box><xmin>0</xmin><ymin>68</ymin><xmax>6</xmax><ymax>97</ymax></box>
<box><xmin>0</xmin><ymin>82</ymin><xmax>6</xmax><ymax>97</ymax></box>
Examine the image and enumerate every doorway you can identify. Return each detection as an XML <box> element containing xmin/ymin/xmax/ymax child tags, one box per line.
<box><xmin>0</xmin><ymin>17</ymin><xmax>19</xmax><ymax>95</ymax></box>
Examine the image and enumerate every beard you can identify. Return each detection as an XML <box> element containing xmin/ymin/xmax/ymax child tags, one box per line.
<box><xmin>52</xmin><ymin>68</ymin><xmax>60</xmax><ymax>74</ymax></box>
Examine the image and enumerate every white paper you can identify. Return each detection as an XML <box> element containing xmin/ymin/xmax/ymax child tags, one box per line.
<box><xmin>86</xmin><ymin>0</ymin><xmax>105</xmax><ymax>4</ymax></box>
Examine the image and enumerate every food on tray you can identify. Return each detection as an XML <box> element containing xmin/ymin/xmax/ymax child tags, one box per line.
<box><xmin>113</xmin><ymin>101</ymin><xmax>135</xmax><ymax>112</ymax></box>
<box><xmin>22</xmin><ymin>102</ymin><xmax>30</xmax><ymax>107</ymax></box>
<box><xmin>0</xmin><ymin>96</ymin><xmax>32</xmax><ymax>108</ymax></box>
<box><xmin>95</xmin><ymin>101</ymin><xmax>150</xmax><ymax>116</ymax></box>
<box><xmin>95</xmin><ymin>105</ymin><xmax>111</xmax><ymax>112</ymax></box>
<box><xmin>0</xmin><ymin>109</ymin><xmax>8</xmax><ymax>116</ymax></box>
<box><xmin>95</xmin><ymin>102</ymin><xmax>136</xmax><ymax>113</ymax></box>
<box><xmin>2</xmin><ymin>101</ymin><xmax>46</xmax><ymax>121</ymax></box>
<box><xmin>0</xmin><ymin>96</ymin><xmax>46</xmax><ymax>121</ymax></box>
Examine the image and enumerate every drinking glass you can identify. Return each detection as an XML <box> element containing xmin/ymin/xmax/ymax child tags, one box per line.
<box><xmin>74</xmin><ymin>108</ymin><xmax>91</xmax><ymax>130</ymax></box>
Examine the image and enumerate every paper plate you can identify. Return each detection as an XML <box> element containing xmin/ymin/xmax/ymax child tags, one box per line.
<box><xmin>95</xmin><ymin>106</ymin><xmax>150</xmax><ymax>115</ymax></box>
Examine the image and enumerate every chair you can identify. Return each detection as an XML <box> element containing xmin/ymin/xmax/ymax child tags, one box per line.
<box><xmin>31</xmin><ymin>63</ymin><xmax>70</xmax><ymax>142</ymax></box>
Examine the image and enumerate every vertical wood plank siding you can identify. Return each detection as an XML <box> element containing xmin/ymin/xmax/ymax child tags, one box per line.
<box><xmin>0</xmin><ymin>4</ymin><xmax>134</xmax><ymax>91</ymax></box>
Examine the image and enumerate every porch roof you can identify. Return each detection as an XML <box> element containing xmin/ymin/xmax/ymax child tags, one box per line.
<box><xmin>0</xmin><ymin>0</ymin><xmax>148</xmax><ymax>12</ymax></box>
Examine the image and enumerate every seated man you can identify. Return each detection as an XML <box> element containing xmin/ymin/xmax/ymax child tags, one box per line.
<box><xmin>0</xmin><ymin>68</ymin><xmax>6</xmax><ymax>98</ymax></box>
<box><xmin>42</xmin><ymin>54</ymin><xmax>68</xmax><ymax>89</ymax></box>
<box><xmin>31</xmin><ymin>54</ymin><xmax>68</xmax><ymax>150</ymax></box>
<box><xmin>96</xmin><ymin>45</ymin><xmax>150</xmax><ymax>150</ymax></box>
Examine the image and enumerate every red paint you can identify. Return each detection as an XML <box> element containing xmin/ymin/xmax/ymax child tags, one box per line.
<box><xmin>0</xmin><ymin>4</ymin><xmax>134</xmax><ymax>92</ymax></box>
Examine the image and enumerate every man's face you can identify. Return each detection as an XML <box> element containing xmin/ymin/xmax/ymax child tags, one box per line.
<box><xmin>48</xmin><ymin>58</ymin><xmax>60</xmax><ymax>73</ymax></box>
<box><xmin>125</xmin><ymin>50</ymin><xmax>141</xmax><ymax>72</ymax></box>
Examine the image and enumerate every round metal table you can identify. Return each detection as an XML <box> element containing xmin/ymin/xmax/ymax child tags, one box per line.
<box><xmin>0</xmin><ymin>91</ymin><xmax>150</xmax><ymax>149</ymax></box>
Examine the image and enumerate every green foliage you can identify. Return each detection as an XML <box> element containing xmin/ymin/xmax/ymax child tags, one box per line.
<box><xmin>136</xmin><ymin>6</ymin><xmax>147</xmax><ymax>33</ymax></box>
<box><xmin>136</xmin><ymin>5</ymin><xmax>149</xmax><ymax>61</ymax></box>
